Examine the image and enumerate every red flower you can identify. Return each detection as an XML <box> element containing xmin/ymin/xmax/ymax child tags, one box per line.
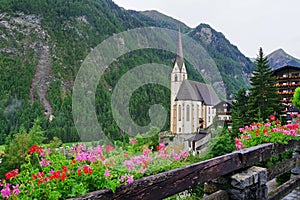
<box><xmin>5</xmin><ymin>169</ymin><xmax>19</xmax><ymax>180</ymax></box>
<box><xmin>270</xmin><ymin>115</ymin><xmax>276</xmax><ymax>121</ymax></box>
<box><xmin>61</xmin><ymin>172</ymin><xmax>67</xmax><ymax>181</ymax></box>
<box><xmin>275</xmin><ymin>120</ymin><xmax>280</xmax><ymax>125</ymax></box>
<box><xmin>263</xmin><ymin>129</ymin><xmax>267</xmax><ymax>133</ymax></box>
<box><xmin>29</xmin><ymin>144</ymin><xmax>43</xmax><ymax>155</ymax></box>
<box><xmin>105</xmin><ymin>145</ymin><xmax>114</xmax><ymax>152</ymax></box>
<box><xmin>29</xmin><ymin>144</ymin><xmax>37</xmax><ymax>154</ymax></box>
<box><xmin>77</xmin><ymin>168</ymin><xmax>81</xmax><ymax>176</ymax></box>
<box><xmin>156</xmin><ymin>143</ymin><xmax>165</xmax><ymax>151</ymax></box>
<box><xmin>62</xmin><ymin>166</ymin><xmax>68</xmax><ymax>173</ymax></box>
<box><xmin>70</xmin><ymin>159</ymin><xmax>76</xmax><ymax>165</ymax></box>
<box><xmin>83</xmin><ymin>165</ymin><xmax>92</xmax><ymax>175</ymax></box>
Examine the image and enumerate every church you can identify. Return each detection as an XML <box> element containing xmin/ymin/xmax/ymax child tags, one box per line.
<box><xmin>170</xmin><ymin>27</ymin><xmax>220</xmax><ymax>134</ymax></box>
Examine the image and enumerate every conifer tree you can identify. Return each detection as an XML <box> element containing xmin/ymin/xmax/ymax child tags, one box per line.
<box><xmin>248</xmin><ymin>47</ymin><xmax>282</xmax><ymax>121</ymax></box>
<box><xmin>231</xmin><ymin>88</ymin><xmax>250</xmax><ymax>137</ymax></box>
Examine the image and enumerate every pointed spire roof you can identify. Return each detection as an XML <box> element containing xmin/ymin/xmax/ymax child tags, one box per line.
<box><xmin>175</xmin><ymin>25</ymin><xmax>184</xmax><ymax>69</ymax></box>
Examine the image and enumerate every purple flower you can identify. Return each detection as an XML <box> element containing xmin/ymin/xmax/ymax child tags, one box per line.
<box><xmin>1</xmin><ymin>184</ymin><xmax>11</xmax><ymax>198</ymax></box>
<box><xmin>12</xmin><ymin>184</ymin><xmax>21</xmax><ymax>195</ymax></box>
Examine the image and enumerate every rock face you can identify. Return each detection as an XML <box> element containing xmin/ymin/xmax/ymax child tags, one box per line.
<box><xmin>1</xmin><ymin>12</ymin><xmax>53</xmax><ymax>118</ymax></box>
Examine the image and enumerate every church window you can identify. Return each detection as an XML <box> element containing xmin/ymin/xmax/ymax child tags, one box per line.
<box><xmin>186</xmin><ymin>105</ymin><xmax>190</xmax><ymax>121</ymax></box>
<box><xmin>178</xmin><ymin>105</ymin><xmax>181</xmax><ymax>121</ymax></box>
<box><xmin>175</xmin><ymin>74</ymin><xmax>178</xmax><ymax>82</ymax></box>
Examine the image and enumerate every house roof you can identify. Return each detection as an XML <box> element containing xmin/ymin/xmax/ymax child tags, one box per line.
<box><xmin>213</xmin><ymin>100</ymin><xmax>233</xmax><ymax>108</ymax></box>
<box><xmin>176</xmin><ymin>80</ymin><xmax>220</xmax><ymax>105</ymax></box>
<box><xmin>186</xmin><ymin>131</ymin><xmax>207</xmax><ymax>142</ymax></box>
<box><xmin>272</xmin><ymin>65</ymin><xmax>300</xmax><ymax>73</ymax></box>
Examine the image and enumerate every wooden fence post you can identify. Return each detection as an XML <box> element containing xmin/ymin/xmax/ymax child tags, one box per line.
<box><xmin>291</xmin><ymin>147</ymin><xmax>300</xmax><ymax>177</ymax></box>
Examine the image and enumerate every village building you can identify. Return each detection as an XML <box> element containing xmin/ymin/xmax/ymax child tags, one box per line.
<box><xmin>170</xmin><ymin>27</ymin><xmax>220</xmax><ymax>134</ymax></box>
<box><xmin>213</xmin><ymin>100</ymin><xmax>233</xmax><ymax>129</ymax></box>
<box><xmin>273</xmin><ymin>65</ymin><xmax>300</xmax><ymax>121</ymax></box>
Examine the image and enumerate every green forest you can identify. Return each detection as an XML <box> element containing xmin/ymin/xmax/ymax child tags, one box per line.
<box><xmin>0</xmin><ymin>0</ymin><xmax>255</xmax><ymax>144</ymax></box>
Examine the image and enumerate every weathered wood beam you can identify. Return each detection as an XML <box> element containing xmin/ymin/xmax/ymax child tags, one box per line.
<box><xmin>267</xmin><ymin>157</ymin><xmax>297</xmax><ymax>181</ymax></box>
<box><xmin>68</xmin><ymin>140</ymin><xmax>300</xmax><ymax>200</ymax></box>
<box><xmin>268</xmin><ymin>175</ymin><xmax>300</xmax><ymax>200</ymax></box>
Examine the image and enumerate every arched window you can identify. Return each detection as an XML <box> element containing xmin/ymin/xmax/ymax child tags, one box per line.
<box><xmin>175</xmin><ymin>74</ymin><xmax>178</xmax><ymax>82</ymax></box>
<box><xmin>186</xmin><ymin>105</ymin><xmax>190</xmax><ymax>121</ymax></box>
<box><xmin>178</xmin><ymin>105</ymin><xmax>181</xmax><ymax>121</ymax></box>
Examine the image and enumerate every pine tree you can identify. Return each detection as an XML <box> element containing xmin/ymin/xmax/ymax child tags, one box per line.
<box><xmin>231</xmin><ymin>88</ymin><xmax>251</xmax><ymax>137</ymax></box>
<box><xmin>248</xmin><ymin>47</ymin><xmax>282</xmax><ymax>121</ymax></box>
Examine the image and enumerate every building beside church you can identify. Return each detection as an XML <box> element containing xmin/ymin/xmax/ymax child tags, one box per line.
<box><xmin>170</xmin><ymin>27</ymin><xmax>220</xmax><ymax>134</ymax></box>
<box><xmin>273</xmin><ymin>65</ymin><xmax>300</xmax><ymax>121</ymax></box>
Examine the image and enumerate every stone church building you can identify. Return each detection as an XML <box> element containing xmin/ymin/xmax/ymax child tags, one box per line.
<box><xmin>170</xmin><ymin>28</ymin><xmax>220</xmax><ymax>134</ymax></box>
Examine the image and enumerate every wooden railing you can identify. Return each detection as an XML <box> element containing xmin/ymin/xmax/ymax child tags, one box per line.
<box><xmin>69</xmin><ymin>140</ymin><xmax>300</xmax><ymax>200</ymax></box>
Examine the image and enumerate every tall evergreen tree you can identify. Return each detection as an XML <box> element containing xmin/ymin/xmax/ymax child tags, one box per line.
<box><xmin>231</xmin><ymin>88</ymin><xmax>250</xmax><ymax>137</ymax></box>
<box><xmin>248</xmin><ymin>47</ymin><xmax>282</xmax><ymax>121</ymax></box>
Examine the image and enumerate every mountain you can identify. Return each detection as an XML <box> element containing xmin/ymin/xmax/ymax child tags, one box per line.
<box><xmin>128</xmin><ymin>10</ymin><xmax>190</xmax><ymax>33</ymax></box>
<box><xmin>129</xmin><ymin>11</ymin><xmax>256</xmax><ymax>98</ymax></box>
<box><xmin>0</xmin><ymin>0</ymin><xmax>255</xmax><ymax>143</ymax></box>
<box><xmin>267</xmin><ymin>48</ymin><xmax>300</xmax><ymax>70</ymax></box>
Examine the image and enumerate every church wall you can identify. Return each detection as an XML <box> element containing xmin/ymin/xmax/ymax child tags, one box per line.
<box><xmin>175</xmin><ymin>100</ymin><xmax>203</xmax><ymax>134</ymax></box>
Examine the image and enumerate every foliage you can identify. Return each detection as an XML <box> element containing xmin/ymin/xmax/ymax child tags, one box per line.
<box><xmin>292</xmin><ymin>87</ymin><xmax>300</xmax><ymax>110</ymax></box>
<box><xmin>0</xmin><ymin>119</ymin><xmax>45</xmax><ymax>178</ymax></box>
<box><xmin>248</xmin><ymin>47</ymin><xmax>283</xmax><ymax>121</ymax></box>
<box><xmin>0</xmin><ymin>140</ymin><xmax>191</xmax><ymax>199</ymax></box>
<box><xmin>205</xmin><ymin>127</ymin><xmax>235</xmax><ymax>158</ymax></box>
<box><xmin>235</xmin><ymin>115</ymin><xmax>300</xmax><ymax>150</ymax></box>
<box><xmin>231</xmin><ymin>88</ymin><xmax>251</xmax><ymax>137</ymax></box>
<box><xmin>0</xmin><ymin>0</ymin><xmax>256</xmax><ymax>146</ymax></box>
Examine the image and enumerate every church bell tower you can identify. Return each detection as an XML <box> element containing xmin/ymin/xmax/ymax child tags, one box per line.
<box><xmin>170</xmin><ymin>25</ymin><xmax>188</xmax><ymax>133</ymax></box>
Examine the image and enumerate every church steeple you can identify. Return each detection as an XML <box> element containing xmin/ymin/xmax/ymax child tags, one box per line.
<box><xmin>172</xmin><ymin>24</ymin><xmax>187</xmax><ymax>80</ymax></box>
<box><xmin>170</xmin><ymin>25</ymin><xmax>188</xmax><ymax>133</ymax></box>
<box><xmin>175</xmin><ymin>25</ymin><xmax>184</xmax><ymax>69</ymax></box>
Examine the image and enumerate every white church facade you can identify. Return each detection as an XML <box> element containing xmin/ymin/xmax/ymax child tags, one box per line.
<box><xmin>170</xmin><ymin>27</ymin><xmax>220</xmax><ymax>134</ymax></box>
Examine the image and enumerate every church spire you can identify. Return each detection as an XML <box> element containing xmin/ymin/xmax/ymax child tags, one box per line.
<box><xmin>175</xmin><ymin>24</ymin><xmax>184</xmax><ymax>69</ymax></box>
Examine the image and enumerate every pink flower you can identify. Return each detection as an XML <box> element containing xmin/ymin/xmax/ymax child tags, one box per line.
<box><xmin>120</xmin><ymin>175</ymin><xmax>126</xmax><ymax>182</ymax></box>
<box><xmin>245</xmin><ymin>135</ymin><xmax>251</xmax><ymax>139</ymax></box>
<box><xmin>104</xmin><ymin>169</ymin><xmax>110</xmax><ymax>177</ymax></box>
<box><xmin>142</xmin><ymin>149</ymin><xmax>151</xmax><ymax>156</ymax></box>
<box><xmin>105</xmin><ymin>145</ymin><xmax>114</xmax><ymax>152</ymax></box>
<box><xmin>239</xmin><ymin>128</ymin><xmax>244</xmax><ymax>132</ymax></box>
<box><xmin>129</xmin><ymin>138</ymin><xmax>137</xmax><ymax>144</ymax></box>
<box><xmin>120</xmin><ymin>174</ymin><xmax>134</xmax><ymax>184</ymax></box>
<box><xmin>39</xmin><ymin>158</ymin><xmax>51</xmax><ymax>167</ymax></box>
<box><xmin>270</xmin><ymin>115</ymin><xmax>276</xmax><ymax>121</ymax></box>
<box><xmin>235</xmin><ymin>138</ymin><xmax>244</xmax><ymax>150</ymax></box>
<box><xmin>264</xmin><ymin>123</ymin><xmax>270</xmax><ymax>127</ymax></box>
<box><xmin>126</xmin><ymin>174</ymin><xmax>134</xmax><ymax>184</ymax></box>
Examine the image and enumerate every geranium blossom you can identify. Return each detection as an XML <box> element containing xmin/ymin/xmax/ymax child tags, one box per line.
<box><xmin>5</xmin><ymin>169</ymin><xmax>19</xmax><ymax>180</ymax></box>
<box><xmin>236</xmin><ymin>115</ymin><xmax>300</xmax><ymax>149</ymax></box>
<box><xmin>104</xmin><ymin>169</ymin><xmax>110</xmax><ymax>177</ymax></box>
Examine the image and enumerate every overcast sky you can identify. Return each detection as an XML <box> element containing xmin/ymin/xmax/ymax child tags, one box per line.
<box><xmin>112</xmin><ymin>0</ymin><xmax>300</xmax><ymax>59</ymax></box>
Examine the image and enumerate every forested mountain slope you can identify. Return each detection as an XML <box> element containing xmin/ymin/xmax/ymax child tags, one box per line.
<box><xmin>0</xmin><ymin>0</ymin><xmax>255</xmax><ymax>143</ymax></box>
